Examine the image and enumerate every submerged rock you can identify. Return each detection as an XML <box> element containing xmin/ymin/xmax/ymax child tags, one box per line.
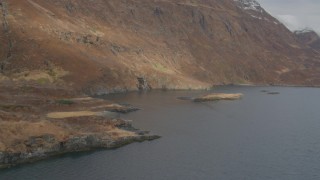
<box><xmin>267</xmin><ymin>92</ymin><xmax>280</xmax><ymax>95</ymax></box>
<box><xmin>177</xmin><ymin>97</ymin><xmax>194</xmax><ymax>101</ymax></box>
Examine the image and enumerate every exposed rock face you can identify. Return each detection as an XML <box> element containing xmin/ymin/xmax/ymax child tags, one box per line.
<box><xmin>0</xmin><ymin>0</ymin><xmax>320</xmax><ymax>92</ymax></box>
<box><xmin>294</xmin><ymin>29</ymin><xmax>320</xmax><ymax>51</ymax></box>
<box><xmin>0</xmin><ymin>119</ymin><xmax>160</xmax><ymax>168</ymax></box>
<box><xmin>137</xmin><ymin>77</ymin><xmax>151</xmax><ymax>91</ymax></box>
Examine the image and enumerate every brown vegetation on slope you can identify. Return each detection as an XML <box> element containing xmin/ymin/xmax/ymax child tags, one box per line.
<box><xmin>0</xmin><ymin>0</ymin><xmax>320</xmax><ymax>93</ymax></box>
<box><xmin>1</xmin><ymin>0</ymin><xmax>320</xmax><ymax>168</ymax></box>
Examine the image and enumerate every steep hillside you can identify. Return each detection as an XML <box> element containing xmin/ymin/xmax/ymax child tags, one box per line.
<box><xmin>1</xmin><ymin>0</ymin><xmax>320</xmax><ymax>93</ymax></box>
<box><xmin>294</xmin><ymin>29</ymin><xmax>320</xmax><ymax>51</ymax></box>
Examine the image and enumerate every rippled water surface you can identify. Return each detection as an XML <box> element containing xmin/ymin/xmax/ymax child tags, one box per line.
<box><xmin>1</xmin><ymin>86</ymin><xmax>320</xmax><ymax>180</ymax></box>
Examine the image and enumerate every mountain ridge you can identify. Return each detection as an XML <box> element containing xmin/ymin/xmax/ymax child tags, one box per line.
<box><xmin>294</xmin><ymin>29</ymin><xmax>320</xmax><ymax>51</ymax></box>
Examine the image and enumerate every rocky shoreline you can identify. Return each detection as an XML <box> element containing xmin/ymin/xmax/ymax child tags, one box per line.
<box><xmin>0</xmin><ymin>85</ymin><xmax>160</xmax><ymax>169</ymax></box>
<box><xmin>0</xmin><ymin>83</ymin><xmax>318</xmax><ymax>169</ymax></box>
<box><xmin>0</xmin><ymin>120</ymin><xmax>160</xmax><ymax>169</ymax></box>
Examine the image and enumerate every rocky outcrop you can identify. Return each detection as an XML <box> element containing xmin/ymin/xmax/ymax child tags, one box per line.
<box><xmin>193</xmin><ymin>93</ymin><xmax>243</xmax><ymax>102</ymax></box>
<box><xmin>103</xmin><ymin>104</ymin><xmax>140</xmax><ymax>114</ymax></box>
<box><xmin>0</xmin><ymin>120</ymin><xmax>160</xmax><ymax>168</ymax></box>
<box><xmin>137</xmin><ymin>77</ymin><xmax>151</xmax><ymax>91</ymax></box>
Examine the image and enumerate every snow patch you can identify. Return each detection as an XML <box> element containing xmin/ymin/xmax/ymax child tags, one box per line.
<box><xmin>250</xmin><ymin>15</ymin><xmax>262</xmax><ymax>20</ymax></box>
<box><xmin>233</xmin><ymin>0</ymin><xmax>263</xmax><ymax>12</ymax></box>
<box><xmin>234</xmin><ymin>0</ymin><xmax>281</xmax><ymax>25</ymax></box>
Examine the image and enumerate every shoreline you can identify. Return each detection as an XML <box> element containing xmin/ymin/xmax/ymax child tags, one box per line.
<box><xmin>1</xmin><ymin>83</ymin><xmax>318</xmax><ymax>169</ymax></box>
<box><xmin>0</xmin><ymin>85</ymin><xmax>160</xmax><ymax>169</ymax></box>
<box><xmin>93</xmin><ymin>83</ymin><xmax>320</xmax><ymax>96</ymax></box>
<box><xmin>0</xmin><ymin>126</ymin><xmax>160</xmax><ymax>169</ymax></box>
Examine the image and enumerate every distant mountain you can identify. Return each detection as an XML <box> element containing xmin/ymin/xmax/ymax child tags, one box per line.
<box><xmin>294</xmin><ymin>29</ymin><xmax>320</xmax><ymax>51</ymax></box>
<box><xmin>1</xmin><ymin>0</ymin><xmax>320</xmax><ymax>93</ymax></box>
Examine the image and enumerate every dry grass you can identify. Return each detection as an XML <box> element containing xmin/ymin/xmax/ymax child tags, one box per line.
<box><xmin>0</xmin><ymin>120</ymin><xmax>70</xmax><ymax>151</ymax></box>
<box><xmin>194</xmin><ymin>93</ymin><xmax>243</xmax><ymax>102</ymax></box>
<box><xmin>0</xmin><ymin>75</ymin><xmax>9</xmax><ymax>82</ymax></box>
<box><xmin>10</xmin><ymin>67</ymin><xmax>68</xmax><ymax>84</ymax></box>
<box><xmin>108</xmin><ymin>128</ymin><xmax>136</xmax><ymax>138</ymax></box>
<box><xmin>47</xmin><ymin>111</ymin><xmax>102</xmax><ymax>119</ymax></box>
<box><xmin>71</xmin><ymin>97</ymin><xmax>95</xmax><ymax>101</ymax></box>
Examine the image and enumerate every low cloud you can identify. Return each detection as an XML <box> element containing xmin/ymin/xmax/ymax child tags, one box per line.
<box><xmin>276</xmin><ymin>15</ymin><xmax>302</xmax><ymax>30</ymax></box>
<box><xmin>258</xmin><ymin>0</ymin><xmax>320</xmax><ymax>33</ymax></box>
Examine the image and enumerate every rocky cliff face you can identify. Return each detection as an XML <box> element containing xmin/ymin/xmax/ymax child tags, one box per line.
<box><xmin>1</xmin><ymin>0</ymin><xmax>320</xmax><ymax>93</ymax></box>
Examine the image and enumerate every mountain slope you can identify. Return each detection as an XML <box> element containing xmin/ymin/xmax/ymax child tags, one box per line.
<box><xmin>1</xmin><ymin>0</ymin><xmax>320</xmax><ymax>93</ymax></box>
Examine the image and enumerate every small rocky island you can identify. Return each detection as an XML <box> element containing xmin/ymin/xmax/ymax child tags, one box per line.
<box><xmin>193</xmin><ymin>93</ymin><xmax>243</xmax><ymax>102</ymax></box>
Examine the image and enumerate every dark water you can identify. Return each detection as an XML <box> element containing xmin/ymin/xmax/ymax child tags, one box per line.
<box><xmin>1</xmin><ymin>86</ymin><xmax>320</xmax><ymax>180</ymax></box>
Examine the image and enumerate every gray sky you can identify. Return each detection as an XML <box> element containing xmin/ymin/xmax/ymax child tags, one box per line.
<box><xmin>258</xmin><ymin>0</ymin><xmax>320</xmax><ymax>33</ymax></box>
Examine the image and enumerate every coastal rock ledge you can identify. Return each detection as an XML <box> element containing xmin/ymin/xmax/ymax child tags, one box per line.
<box><xmin>0</xmin><ymin>121</ymin><xmax>160</xmax><ymax>169</ymax></box>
